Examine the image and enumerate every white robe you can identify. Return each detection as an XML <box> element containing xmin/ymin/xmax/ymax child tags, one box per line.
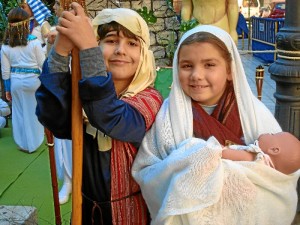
<box><xmin>0</xmin><ymin>99</ymin><xmax>10</xmax><ymax>128</ymax></box>
<box><xmin>1</xmin><ymin>38</ymin><xmax>45</xmax><ymax>152</ymax></box>
<box><xmin>54</xmin><ymin>138</ymin><xmax>72</xmax><ymax>179</ymax></box>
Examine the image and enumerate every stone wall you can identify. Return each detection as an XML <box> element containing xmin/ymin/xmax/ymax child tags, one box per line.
<box><xmin>85</xmin><ymin>0</ymin><xmax>180</xmax><ymax>66</ymax></box>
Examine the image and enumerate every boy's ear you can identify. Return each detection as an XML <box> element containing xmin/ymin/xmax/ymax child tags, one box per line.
<box><xmin>266</xmin><ymin>147</ymin><xmax>280</xmax><ymax>155</ymax></box>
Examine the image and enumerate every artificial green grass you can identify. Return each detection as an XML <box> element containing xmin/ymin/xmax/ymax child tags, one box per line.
<box><xmin>0</xmin><ymin>120</ymin><xmax>71</xmax><ymax>224</ymax></box>
<box><xmin>154</xmin><ymin>68</ymin><xmax>173</xmax><ymax>99</ymax></box>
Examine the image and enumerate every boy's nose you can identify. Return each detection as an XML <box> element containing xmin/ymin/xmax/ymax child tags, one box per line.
<box><xmin>115</xmin><ymin>44</ymin><xmax>126</xmax><ymax>55</ymax></box>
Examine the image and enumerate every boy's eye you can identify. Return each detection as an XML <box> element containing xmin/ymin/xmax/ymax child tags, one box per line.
<box><xmin>128</xmin><ymin>40</ymin><xmax>139</xmax><ymax>47</ymax></box>
<box><xmin>104</xmin><ymin>38</ymin><xmax>117</xmax><ymax>44</ymax></box>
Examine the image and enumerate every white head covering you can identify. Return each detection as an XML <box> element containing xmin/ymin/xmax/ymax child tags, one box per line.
<box><xmin>92</xmin><ymin>8</ymin><xmax>156</xmax><ymax>98</ymax></box>
<box><xmin>169</xmin><ymin>25</ymin><xmax>281</xmax><ymax>145</ymax></box>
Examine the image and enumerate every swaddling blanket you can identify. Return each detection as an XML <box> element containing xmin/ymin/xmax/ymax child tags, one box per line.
<box><xmin>132</xmin><ymin>124</ymin><xmax>299</xmax><ymax>225</ymax></box>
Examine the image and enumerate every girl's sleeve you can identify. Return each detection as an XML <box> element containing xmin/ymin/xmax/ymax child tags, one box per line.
<box><xmin>1</xmin><ymin>47</ymin><xmax>11</xmax><ymax>81</ymax></box>
<box><xmin>34</xmin><ymin>40</ymin><xmax>46</xmax><ymax>70</ymax></box>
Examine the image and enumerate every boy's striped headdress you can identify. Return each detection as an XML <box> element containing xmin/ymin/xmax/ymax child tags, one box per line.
<box><xmin>26</xmin><ymin>0</ymin><xmax>52</xmax><ymax>25</ymax></box>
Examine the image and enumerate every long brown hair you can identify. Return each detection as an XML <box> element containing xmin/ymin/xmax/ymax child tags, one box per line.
<box><xmin>3</xmin><ymin>7</ymin><xmax>30</xmax><ymax>47</ymax></box>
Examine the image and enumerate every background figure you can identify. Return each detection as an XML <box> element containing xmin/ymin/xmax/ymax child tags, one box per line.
<box><xmin>236</xmin><ymin>12</ymin><xmax>248</xmax><ymax>39</ymax></box>
<box><xmin>46</xmin><ymin>0</ymin><xmax>72</xmax><ymax>205</ymax></box>
<box><xmin>1</xmin><ymin>7</ymin><xmax>45</xmax><ymax>153</ymax></box>
<box><xmin>54</xmin><ymin>138</ymin><xmax>72</xmax><ymax>204</ymax></box>
<box><xmin>0</xmin><ymin>98</ymin><xmax>10</xmax><ymax>128</ymax></box>
<box><xmin>35</xmin><ymin>3</ymin><xmax>163</xmax><ymax>224</ymax></box>
<box><xmin>181</xmin><ymin>0</ymin><xmax>239</xmax><ymax>44</ymax></box>
<box><xmin>20</xmin><ymin>0</ymin><xmax>52</xmax><ymax>54</ymax></box>
<box><xmin>132</xmin><ymin>25</ymin><xmax>293</xmax><ymax>225</ymax></box>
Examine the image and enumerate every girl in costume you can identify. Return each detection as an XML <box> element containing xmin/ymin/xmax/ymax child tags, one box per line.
<box><xmin>131</xmin><ymin>26</ymin><xmax>297</xmax><ymax>225</ymax></box>
<box><xmin>35</xmin><ymin>2</ymin><xmax>162</xmax><ymax>224</ymax></box>
<box><xmin>19</xmin><ymin>0</ymin><xmax>52</xmax><ymax>54</ymax></box>
<box><xmin>1</xmin><ymin>7</ymin><xmax>45</xmax><ymax>153</ymax></box>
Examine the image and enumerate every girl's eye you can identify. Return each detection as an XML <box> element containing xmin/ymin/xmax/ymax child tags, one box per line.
<box><xmin>205</xmin><ymin>63</ymin><xmax>216</xmax><ymax>68</ymax></box>
<box><xmin>180</xmin><ymin>64</ymin><xmax>192</xmax><ymax>69</ymax></box>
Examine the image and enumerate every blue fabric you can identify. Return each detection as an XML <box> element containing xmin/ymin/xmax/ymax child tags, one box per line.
<box><xmin>29</xmin><ymin>19</ymin><xmax>35</xmax><ymax>33</ymax></box>
<box><xmin>252</xmin><ymin>40</ymin><xmax>276</xmax><ymax>63</ymax></box>
<box><xmin>3</xmin><ymin>79</ymin><xmax>11</xmax><ymax>92</ymax></box>
<box><xmin>236</xmin><ymin>13</ymin><xmax>249</xmax><ymax>38</ymax></box>
<box><xmin>79</xmin><ymin>74</ymin><xmax>146</xmax><ymax>145</ymax></box>
<box><xmin>27</xmin><ymin>34</ymin><xmax>37</xmax><ymax>41</ymax></box>
<box><xmin>11</xmin><ymin>67</ymin><xmax>40</xmax><ymax>74</ymax></box>
<box><xmin>27</xmin><ymin>0</ymin><xmax>51</xmax><ymax>25</ymax></box>
<box><xmin>35</xmin><ymin>60</ymin><xmax>71</xmax><ymax>139</ymax></box>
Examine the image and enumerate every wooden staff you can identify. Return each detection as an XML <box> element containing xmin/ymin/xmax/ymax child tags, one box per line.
<box><xmin>45</xmin><ymin>128</ymin><xmax>62</xmax><ymax>225</ymax></box>
<box><xmin>70</xmin><ymin>47</ymin><xmax>83</xmax><ymax>224</ymax></box>
<box><xmin>60</xmin><ymin>1</ymin><xmax>85</xmax><ymax>224</ymax></box>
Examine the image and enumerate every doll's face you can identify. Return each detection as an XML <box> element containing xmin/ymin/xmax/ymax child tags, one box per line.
<box><xmin>178</xmin><ymin>42</ymin><xmax>232</xmax><ymax>106</ymax></box>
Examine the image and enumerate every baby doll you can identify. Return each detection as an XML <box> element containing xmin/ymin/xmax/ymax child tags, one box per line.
<box><xmin>222</xmin><ymin>132</ymin><xmax>300</xmax><ymax>175</ymax></box>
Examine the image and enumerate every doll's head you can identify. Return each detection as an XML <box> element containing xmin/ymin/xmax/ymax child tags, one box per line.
<box><xmin>258</xmin><ymin>132</ymin><xmax>300</xmax><ymax>175</ymax></box>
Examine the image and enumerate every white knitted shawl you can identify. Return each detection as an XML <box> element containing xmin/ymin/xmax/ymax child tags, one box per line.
<box><xmin>131</xmin><ymin>26</ymin><xmax>297</xmax><ymax>225</ymax></box>
<box><xmin>133</xmin><ymin>136</ymin><xmax>299</xmax><ymax>225</ymax></box>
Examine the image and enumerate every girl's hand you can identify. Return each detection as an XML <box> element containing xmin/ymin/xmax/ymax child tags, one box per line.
<box><xmin>5</xmin><ymin>92</ymin><xmax>11</xmax><ymax>102</ymax></box>
<box><xmin>56</xmin><ymin>2</ymin><xmax>98</xmax><ymax>51</ymax></box>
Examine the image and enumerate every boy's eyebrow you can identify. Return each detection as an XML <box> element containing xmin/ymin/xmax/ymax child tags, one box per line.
<box><xmin>104</xmin><ymin>31</ymin><xmax>118</xmax><ymax>38</ymax></box>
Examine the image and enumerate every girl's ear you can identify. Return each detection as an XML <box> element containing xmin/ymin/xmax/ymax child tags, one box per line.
<box><xmin>267</xmin><ymin>147</ymin><xmax>280</xmax><ymax>155</ymax></box>
<box><xmin>227</xmin><ymin>72</ymin><xmax>233</xmax><ymax>81</ymax></box>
